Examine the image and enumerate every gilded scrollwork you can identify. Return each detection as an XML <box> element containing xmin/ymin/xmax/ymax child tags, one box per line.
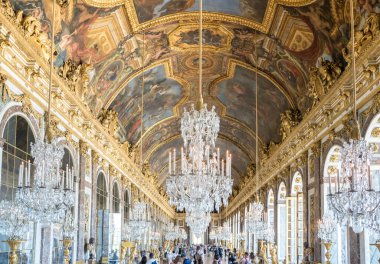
<box><xmin>0</xmin><ymin>72</ymin><xmax>13</xmax><ymax>103</ymax></box>
<box><xmin>280</xmin><ymin>109</ymin><xmax>302</xmax><ymax>141</ymax></box>
<box><xmin>0</xmin><ymin>33</ymin><xmax>10</xmax><ymax>51</ymax></box>
<box><xmin>307</xmin><ymin>60</ymin><xmax>342</xmax><ymax>107</ymax></box>
<box><xmin>98</xmin><ymin>108</ymin><xmax>120</xmax><ymax>140</ymax></box>
<box><xmin>343</xmin><ymin>13</ymin><xmax>380</xmax><ymax>65</ymax></box>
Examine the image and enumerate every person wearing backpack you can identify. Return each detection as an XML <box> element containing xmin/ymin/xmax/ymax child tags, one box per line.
<box><xmin>147</xmin><ymin>253</ymin><xmax>158</xmax><ymax>264</ymax></box>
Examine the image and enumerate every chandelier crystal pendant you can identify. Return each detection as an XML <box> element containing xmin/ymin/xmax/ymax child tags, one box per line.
<box><xmin>317</xmin><ymin>215</ymin><xmax>336</xmax><ymax>242</ymax></box>
<box><xmin>0</xmin><ymin>200</ymin><xmax>30</xmax><ymax>240</ymax></box>
<box><xmin>185</xmin><ymin>211</ymin><xmax>211</xmax><ymax>238</ymax></box>
<box><xmin>326</xmin><ymin>0</ymin><xmax>380</xmax><ymax>234</ymax></box>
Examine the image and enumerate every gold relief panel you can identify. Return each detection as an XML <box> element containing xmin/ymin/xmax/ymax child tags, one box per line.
<box><xmin>168</xmin><ymin>24</ymin><xmax>232</xmax><ymax>52</ymax></box>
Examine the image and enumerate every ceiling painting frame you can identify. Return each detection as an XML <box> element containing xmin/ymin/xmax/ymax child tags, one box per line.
<box><xmin>168</xmin><ymin>23</ymin><xmax>233</xmax><ymax>52</ymax></box>
<box><xmin>83</xmin><ymin>0</ymin><xmax>316</xmax><ymax>33</ymax></box>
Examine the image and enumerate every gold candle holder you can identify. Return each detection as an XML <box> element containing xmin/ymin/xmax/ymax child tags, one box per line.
<box><xmin>370</xmin><ymin>242</ymin><xmax>380</xmax><ymax>263</ymax></box>
<box><xmin>6</xmin><ymin>239</ymin><xmax>24</xmax><ymax>264</ymax></box>
<box><xmin>323</xmin><ymin>241</ymin><xmax>332</xmax><ymax>264</ymax></box>
<box><xmin>63</xmin><ymin>238</ymin><xmax>73</xmax><ymax>264</ymax></box>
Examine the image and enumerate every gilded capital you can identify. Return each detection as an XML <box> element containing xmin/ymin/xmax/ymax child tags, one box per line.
<box><xmin>79</xmin><ymin>141</ymin><xmax>89</xmax><ymax>156</ymax></box>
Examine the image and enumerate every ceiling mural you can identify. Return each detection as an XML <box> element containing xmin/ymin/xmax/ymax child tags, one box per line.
<box><xmin>132</xmin><ymin>0</ymin><xmax>269</xmax><ymax>24</ymax></box>
<box><xmin>7</xmin><ymin>0</ymin><xmax>367</xmax><ymax>189</ymax></box>
<box><xmin>214</xmin><ymin>63</ymin><xmax>293</xmax><ymax>144</ymax></box>
<box><xmin>88</xmin><ymin>30</ymin><xmax>173</xmax><ymax>112</ymax></box>
<box><xmin>109</xmin><ymin>64</ymin><xmax>187</xmax><ymax>144</ymax></box>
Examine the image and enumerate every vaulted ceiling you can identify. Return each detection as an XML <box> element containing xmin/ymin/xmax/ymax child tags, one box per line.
<box><xmin>9</xmin><ymin>0</ymin><xmax>357</xmax><ymax>188</ymax></box>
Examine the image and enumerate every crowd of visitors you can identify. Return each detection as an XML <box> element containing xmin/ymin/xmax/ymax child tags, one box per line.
<box><xmin>130</xmin><ymin>244</ymin><xmax>259</xmax><ymax>264</ymax></box>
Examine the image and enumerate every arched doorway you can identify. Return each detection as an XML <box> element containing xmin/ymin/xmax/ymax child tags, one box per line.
<box><xmin>364</xmin><ymin>115</ymin><xmax>380</xmax><ymax>263</ymax></box>
<box><xmin>0</xmin><ymin>115</ymin><xmax>35</xmax><ymax>262</ymax></box>
<box><xmin>286</xmin><ymin>172</ymin><xmax>303</xmax><ymax>264</ymax></box>
<box><xmin>96</xmin><ymin>172</ymin><xmax>108</xmax><ymax>262</ymax></box>
<box><xmin>322</xmin><ymin>145</ymin><xmax>348</xmax><ymax>264</ymax></box>
<box><xmin>267</xmin><ymin>189</ymin><xmax>275</xmax><ymax>228</ymax></box>
<box><xmin>277</xmin><ymin>182</ymin><xmax>287</xmax><ymax>262</ymax></box>
<box><xmin>110</xmin><ymin>181</ymin><xmax>121</xmax><ymax>258</ymax></box>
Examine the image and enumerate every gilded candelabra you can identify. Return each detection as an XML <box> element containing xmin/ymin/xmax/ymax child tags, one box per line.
<box><xmin>322</xmin><ymin>241</ymin><xmax>332</xmax><ymax>264</ymax></box>
<box><xmin>63</xmin><ymin>238</ymin><xmax>73</xmax><ymax>264</ymax></box>
<box><xmin>6</xmin><ymin>239</ymin><xmax>24</xmax><ymax>264</ymax></box>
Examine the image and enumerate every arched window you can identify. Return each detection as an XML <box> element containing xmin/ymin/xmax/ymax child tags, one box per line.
<box><xmin>287</xmin><ymin>172</ymin><xmax>303</xmax><ymax>263</ymax></box>
<box><xmin>364</xmin><ymin>116</ymin><xmax>380</xmax><ymax>263</ymax></box>
<box><xmin>267</xmin><ymin>189</ymin><xmax>275</xmax><ymax>228</ymax></box>
<box><xmin>277</xmin><ymin>182</ymin><xmax>287</xmax><ymax>262</ymax></box>
<box><xmin>323</xmin><ymin>145</ymin><xmax>348</xmax><ymax>264</ymax></box>
<box><xmin>112</xmin><ymin>182</ymin><xmax>120</xmax><ymax>213</ymax></box>
<box><xmin>1</xmin><ymin>115</ymin><xmax>35</xmax><ymax>201</ymax></box>
<box><xmin>96</xmin><ymin>172</ymin><xmax>107</xmax><ymax>210</ymax></box>
<box><xmin>96</xmin><ymin>172</ymin><xmax>107</xmax><ymax>261</ymax></box>
<box><xmin>124</xmin><ymin>190</ymin><xmax>129</xmax><ymax>223</ymax></box>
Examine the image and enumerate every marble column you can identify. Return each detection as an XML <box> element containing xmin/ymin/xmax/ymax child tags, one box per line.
<box><xmin>90</xmin><ymin>151</ymin><xmax>99</xmax><ymax>241</ymax></box>
<box><xmin>76</xmin><ymin>141</ymin><xmax>88</xmax><ymax>262</ymax></box>
<box><xmin>310</xmin><ymin>143</ymin><xmax>321</xmax><ymax>261</ymax></box>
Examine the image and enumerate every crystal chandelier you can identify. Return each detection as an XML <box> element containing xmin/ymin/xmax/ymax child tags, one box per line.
<box><xmin>15</xmin><ymin>0</ymin><xmax>74</xmax><ymax>224</ymax></box>
<box><xmin>165</xmin><ymin>222</ymin><xmax>183</xmax><ymax>241</ymax></box>
<box><xmin>63</xmin><ymin>211</ymin><xmax>77</xmax><ymax>239</ymax></box>
<box><xmin>127</xmin><ymin>201</ymin><xmax>150</xmax><ymax>238</ymax></box>
<box><xmin>317</xmin><ymin>215</ymin><xmax>336</xmax><ymax>242</ymax></box>
<box><xmin>0</xmin><ymin>200</ymin><xmax>30</xmax><ymax>240</ymax></box>
<box><xmin>165</xmin><ymin>0</ymin><xmax>233</xmax><ymax>215</ymax></box>
<box><xmin>327</xmin><ymin>0</ymin><xmax>380</xmax><ymax>234</ymax></box>
<box><xmin>246</xmin><ymin>201</ymin><xmax>265</xmax><ymax>234</ymax></box>
<box><xmin>186</xmin><ymin>211</ymin><xmax>211</xmax><ymax>237</ymax></box>
<box><xmin>238</xmin><ymin>232</ymin><xmax>246</xmax><ymax>241</ymax></box>
<box><xmin>261</xmin><ymin>224</ymin><xmax>275</xmax><ymax>243</ymax></box>
<box><xmin>327</xmin><ymin>139</ymin><xmax>380</xmax><ymax>233</ymax></box>
<box><xmin>218</xmin><ymin>222</ymin><xmax>231</xmax><ymax>241</ymax></box>
<box><xmin>16</xmin><ymin>141</ymin><xmax>75</xmax><ymax>223</ymax></box>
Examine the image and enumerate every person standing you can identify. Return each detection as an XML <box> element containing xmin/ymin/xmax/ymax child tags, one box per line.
<box><xmin>147</xmin><ymin>253</ymin><xmax>158</xmax><ymax>264</ymax></box>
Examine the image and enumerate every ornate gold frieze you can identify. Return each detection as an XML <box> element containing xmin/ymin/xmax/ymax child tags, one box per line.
<box><xmin>307</xmin><ymin>60</ymin><xmax>342</xmax><ymax>108</ymax></box>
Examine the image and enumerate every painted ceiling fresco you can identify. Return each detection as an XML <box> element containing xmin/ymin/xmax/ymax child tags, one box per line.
<box><xmin>214</xmin><ymin>64</ymin><xmax>293</xmax><ymax>144</ymax></box>
<box><xmin>108</xmin><ymin>64</ymin><xmax>186</xmax><ymax>144</ymax></box>
<box><xmin>8</xmin><ymin>0</ymin><xmax>378</xmax><ymax>186</ymax></box>
<box><xmin>133</xmin><ymin>0</ymin><xmax>269</xmax><ymax>24</ymax></box>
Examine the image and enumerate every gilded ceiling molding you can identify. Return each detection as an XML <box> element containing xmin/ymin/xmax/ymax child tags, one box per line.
<box><xmin>224</xmin><ymin>37</ymin><xmax>380</xmax><ymax>216</ymax></box>
<box><xmin>81</xmin><ymin>0</ymin><xmax>124</xmax><ymax>7</ymax></box>
<box><xmin>123</xmin><ymin>0</ymin><xmax>316</xmax><ymax>33</ymax></box>
<box><xmin>209</xmin><ymin>59</ymin><xmax>296</xmax><ymax>109</ymax></box>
